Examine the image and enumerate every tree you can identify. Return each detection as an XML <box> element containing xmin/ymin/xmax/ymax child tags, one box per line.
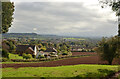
<box><xmin>5</xmin><ymin>40</ymin><xmax>16</xmax><ymax>53</ymax></box>
<box><xmin>40</xmin><ymin>46</ymin><xmax>46</xmax><ymax>51</ymax></box>
<box><xmin>2</xmin><ymin>49</ymin><xmax>9</xmax><ymax>58</ymax></box>
<box><xmin>96</xmin><ymin>37</ymin><xmax>118</xmax><ymax>65</ymax></box>
<box><xmin>2</xmin><ymin>1</ymin><xmax>15</xmax><ymax>33</ymax></box>
<box><xmin>61</xmin><ymin>45</ymin><xmax>67</xmax><ymax>51</ymax></box>
<box><xmin>98</xmin><ymin>0</ymin><xmax>120</xmax><ymax>36</ymax></box>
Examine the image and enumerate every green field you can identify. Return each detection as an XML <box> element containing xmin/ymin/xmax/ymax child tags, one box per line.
<box><xmin>118</xmin><ymin>75</ymin><xmax>120</xmax><ymax>78</ymax></box>
<box><xmin>2</xmin><ymin>62</ymin><xmax>43</xmax><ymax>64</ymax></box>
<box><xmin>2</xmin><ymin>64</ymin><xmax>119</xmax><ymax>78</ymax></box>
<box><xmin>63</xmin><ymin>38</ymin><xmax>85</xmax><ymax>40</ymax></box>
<box><xmin>9</xmin><ymin>53</ymin><xmax>23</xmax><ymax>59</ymax></box>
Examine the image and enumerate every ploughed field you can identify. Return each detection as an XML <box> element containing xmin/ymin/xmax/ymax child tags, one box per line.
<box><xmin>72</xmin><ymin>52</ymin><xmax>97</xmax><ymax>56</ymax></box>
<box><xmin>2</xmin><ymin>55</ymin><xmax>120</xmax><ymax>68</ymax></box>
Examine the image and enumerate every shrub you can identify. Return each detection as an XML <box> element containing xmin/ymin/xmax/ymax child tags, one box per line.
<box><xmin>22</xmin><ymin>53</ymin><xmax>26</xmax><ymax>59</ymax></box>
<box><xmin>62</xmin><ymin>53</ymin><xmax>68</xmax><ymax>55</ymax></box>
<box><xmin>11</xmin><ymin>59</ymin><xmax>39</xmax><ymax>62</ymax></box>
<box><xmin>27</xmin><ymin>54</ymin><xmax>32</xmax><ymax>59</ymax></box>
<box><xmin>1</xmin><ymin>58</ymin><xmax>8</xmax><ymax>62</ymax></box>
<box><xmin>38</xmin><ymin>55</ymin><xmax>45</xmax><ymax>59</ymax></box>
<box><xmin>22</xmin><ymin>53</ymin><xmax>32</xmax><ymax>59</ymax></box>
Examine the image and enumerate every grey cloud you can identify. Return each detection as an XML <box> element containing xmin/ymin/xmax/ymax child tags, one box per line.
<box><xmin>9</xmin><ymin>2</ymin><xmax>118</xmax><ymax>37</ymax></box>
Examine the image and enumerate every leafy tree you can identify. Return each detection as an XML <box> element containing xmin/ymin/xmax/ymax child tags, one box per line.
<box><xmin>2</xmin><ymin>1</ymin><xmax>15</xmax><ymax>33</ymax></box>
<box><xmin>6</xmin><ymin>40</ymin><xmax>16</xmax><ymax>53</ymax></box>
<box><xmin>96</xmin><ymin>37</ymin><xmax>118</xmax><ymax>65</ymax></box>
<box><xmin>99</xmin><ymin>0</ymin><xmax>120</xmax><ymax>36</ymax></box>
<box><xmin>40</xmin><ymin>46</ymin><xmax>46</xmax><ymax>51</ymax></box>
<box><xmin>2</xmin><ymin>49</ymin><xmax>9</xmax><ymax>58</ymax></box>
<box><xmin>61</xmin><ymin>45</ymin><xmax>67</xmax><ymax>51</ymax></box>
<box><xmin>66</xmin><ymin>45</ymin><xmax>71</xmax><ymax>52</ymax></box>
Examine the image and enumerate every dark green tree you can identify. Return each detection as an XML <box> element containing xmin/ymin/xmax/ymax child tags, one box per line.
<box><xmin>6</xmin><ymin>40</ymin><xmax>16</xmax><ymax>53</ymax></box>
<box><xmin>2</xmin><ymin>49</ymin><xmax>9</xmax><ymax>58</ymax></box>
<box><xmin>2</xmin><ymin>1</ymin><xmax>14</xmax><ymax>33</ymax></box>
<box><xmin>96</xmin><ymin>37</ymin><xmax>118</xmax><ymax>65</ymax></box>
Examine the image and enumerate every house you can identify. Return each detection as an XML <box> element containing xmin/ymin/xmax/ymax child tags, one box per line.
<box><xmin>36</xmin><ymin>47</ymin><xmax>58</xmax><ymax>58</ymax></box>
<box><xmin>16</xmin><ymin>45</ymin><xmax>39</xmax><ymax>56</ymax></box>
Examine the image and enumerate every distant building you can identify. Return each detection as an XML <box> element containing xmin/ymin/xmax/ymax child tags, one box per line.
<box><xmin>36</xmin><ymin>47</ymin><xmax>58</xmax><ymax>58</ymax></box>
<box><xmin>16</xmin><ymin>45</ymin><xmax>39</xmax><ymax>56</ymax></box>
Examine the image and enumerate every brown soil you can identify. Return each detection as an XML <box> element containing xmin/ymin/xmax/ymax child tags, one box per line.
<box><xmin>0</xmin><ymin>56</ymin><xmax>110</xmax><ymax>68</ymax></box>
<box><xmin>72</xmin><ymin>52</ymin><xmax>97</xmax><ymax>56</ymax></box>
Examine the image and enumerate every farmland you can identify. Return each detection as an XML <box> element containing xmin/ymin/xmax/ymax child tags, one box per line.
<box><xmin>2</xmin><ymin>55</ymin><xmax>120</xmax><ymax>68</ymax></box>
<box><xmin>2</xmin><ymin>53</ymin><xmax>120</xmax><ymax>78</ymax></box>
<box><xmin>72</xmin><ymin>52</ymin><xmax>97</xmax><ymax>56</ymax></box>
<box><xmin>2</xmin><ymin>64</ymin><xmax>119</xmax><ymax>77</ymax></box>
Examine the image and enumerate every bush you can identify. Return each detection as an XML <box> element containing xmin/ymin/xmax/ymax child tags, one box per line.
<box><xmin>11</xmin><ymin>59</ymin><xmax>39</xmax><ymax>62</ymax></box>
<box><xmin>62</xmin><ymin>53</ymin><xmax>68</xmax><ymax>55</ymax></box>
<box><xmin>22</xmin><ymin>53</ymin><xmax>33</xmax><ymax>59</ymax></box>
<box><xmin>0</xmin><ymin>58</ymin><xmax>8</xmax><ymax>62</ymax></box>
<box><xmin>27</xmin><ymin>54</ymin><xmax>32</xmax><ymax>59</ymax></box>
<box><xmin>38</xmin><ymin>55</ymin><xmax>45</xmax><ymax>59</ymax></box>
<box><xmin>22</xmin><ymin>53</ymin><xmax>26</xmax><ymax>59</ymax></box>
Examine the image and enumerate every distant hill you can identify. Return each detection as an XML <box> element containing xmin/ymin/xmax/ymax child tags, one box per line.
<box><xmin>2</xmin><ymin>33</ymin><xmax>60</xmax><ymax>39</ymax></box>
<box><xmin>3</xmin><ymin>33</ymin><xmax>38</xmax><ymax>36</ymax></box>
<box><xmin>2</xmin><ymin>33</ymin><xmax>102</xmax><ymax>41</ymax></box>
<box><xmin>2</xmin><ymin>33</ymin><xmax>38</xmax><ymax>38</ymax></box>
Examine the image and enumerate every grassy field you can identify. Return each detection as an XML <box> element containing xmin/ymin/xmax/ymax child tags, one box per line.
<box><xmin>63</xmin><ymin>38</ymin><xmax>85</xmax><ymax>40</ymax></box>
<box><xmin>2</xmin><ymin>62</ymin><xmax>43</xmax><ymax>64</ymax></box>
<box><xmin>9</xmin><ymin>53</ymin><xmax>23</xmax><ymax>59</ymax></box>
<box><xmin>2</xmin><ymin>64</ymin><xmax>119</xmax><ymax>78</ymax></box>
<box><xmin>118</xmin><ymin>75</ymin><xmax>120</xmax><ymax>79</ymax></box>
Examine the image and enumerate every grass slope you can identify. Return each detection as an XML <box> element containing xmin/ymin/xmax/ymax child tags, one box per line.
<box><xmin>2</xmin><ymin>64</ymin><xmax>119</xmax><ymax>77</ymax></box>
<box><xmin>9</xmin><ymin>53</ymin><xmax>23</xmax><ymax>59</ymax></box>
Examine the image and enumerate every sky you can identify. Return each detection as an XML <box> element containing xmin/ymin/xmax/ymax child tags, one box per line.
<box><xmin>8</xmin><ymin>0</ymin><xmax>118</xmax><ymax>37</ymax></box>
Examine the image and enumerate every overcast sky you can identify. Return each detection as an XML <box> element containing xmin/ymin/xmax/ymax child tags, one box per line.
<box><xmin>8</xmin><ymin>0</ymin><xmax>118</xmax><ymax>37</ymax></box>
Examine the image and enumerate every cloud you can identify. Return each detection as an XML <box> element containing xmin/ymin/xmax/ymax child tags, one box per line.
<box><xmin>9</xmin><ymin>2</ymin><xmax>118</xmax><ymax>37</ymax></box>
<box><xmin>33</xmin><ymin>28</ymin><xmax>37</xmax><ymax>31</ymax></box>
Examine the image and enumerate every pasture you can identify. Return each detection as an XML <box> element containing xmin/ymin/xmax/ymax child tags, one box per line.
<box><xmin>9</xmin><ymin>53</ymin><xmax>23</xmax><ymax>59</ymax></box>
<box><xmin>2</xmin><ymin>64</ymin><xmax>119</xmax><ymax>78</ymax></box>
